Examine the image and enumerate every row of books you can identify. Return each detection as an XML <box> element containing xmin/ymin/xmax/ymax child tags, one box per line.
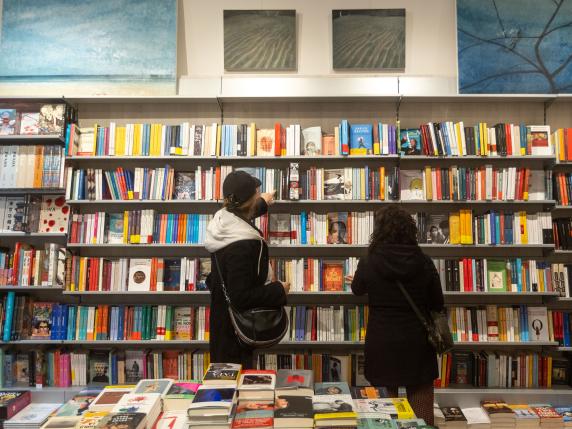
<box><xmin>68</xmin><ymin>211</ymin><xmax>212</xmax><ymax>245</ymax></box>
<box><xmin>554</xmin><ymin>173</ymin><xmax>572</xmax><ymax>206</ymax></box>
<box><xmin>67</xmin><ymin>120</ymin><xmax>558</xmax><ymax>158</ymax></box>
<box><xmin>435</xmin><ymin>258</ymin><xmax>568</xmax><ymax>294</ymax></box>
<box><xmin>553</xmin><ymin>127</ymin><xmax>572</xmax><ymax>162</ymax></box>
<box><xmin>0</xmin><ymin>195</ymin><xmax>69</xmax><ymax>233</ymax></box>
<box><xmin>0</xmin><ymin>103</ymin><xmax>72</xmax><ymax>137</ymax></box>
<box><xmin>447</xmin><ymin>306</ymin><xmax>556</xmax><ymax>343</ymax></box>
<box><xmin>401</xmin><ymin>168</ymin><xmax>549</xmax><ymax>202</ymax></box>
<box><xmin>415</xmin><ymin>211</ymin><xmax>553</xmax><ymax>246</ymax></box>
<box><xmin>286</xmin><ymin>305</ymin><xmax>368</xmax><ymax>342</ymax></box>
<box><xmin>554</xmin><ymin>218</ymin><xmax>572</xmax><ymax>250</ymax></box>
<box><xmin>0</xmin><ymin>145</ymin><xmax>65</xmax><ymax>189</ymax></box>
<box><xmin>0</xmin><ymin>243</ymin><xmax>64</xmax><ymax>287</ymax></box>
<box><xmin>0</xmin><ymin>294</ymin><xmax>210</xmax><ymax>342</ymax></box>
<box><xmin>65</xmin><ymin>256</ymin><xmax>210</xmax><ymax>292</ymax></box>
<box><xmin>69</xmin><ymin>121</ymin><xmax>400</xmax><ymax>158</ymax></box>
<box><xmin>434</xmin><ymin>351</ymin><xmax>570</xmax><ymax>388</ymax></box>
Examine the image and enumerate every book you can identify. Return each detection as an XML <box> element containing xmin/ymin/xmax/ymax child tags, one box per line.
<box><xmin>19</xmin><ymin>112</ymin><xmax>40</xmax><ymax>135</ymax></box>
<box><xmin>187</xmin><ymin>386</ymin><xmax>236</xmax><ymax>418</ymax></box>
<box><xmin>256</xmin><ymin>129</ymin><xmax>275</xmax><ymax>157</ymax></box>
<box><xmin>155</xmin><ymin>411</ymin><xmax>190</xmax><ymax>429</ymax></box>
<box><xmin>127</xmin><ymin>260</ymin><xmax>152</xmax><ymax>292</ymax></box>
<box><xmin>237</xmin><ymin>370</ymin><xmax>276</xmax><ymax>402</ymax></box>
<box><xmin>481</xmin><ymin>401</ymin><xmax>515</xmax><ymax>421</ymax></box>
<box><xmin>358</xmin><ymin>419</ymin><xmax>398</xmax><ymax>429</ymax></box>
<box><xmin>133</xmin><ymin>379</ymin><xmax>173</xmax><ymax>395</ymax></box>
<box><xmin>400</xmin><ymin>170</ymin><xmax>424</xmax><ymax>200</ymax></box>
<box><xmin>314</xmin><ymin>382</ymin><xmax>351</xmax><ymax>395</ymax></box>
<box><xmin>350</xmin><ymin>387</ymin><xmax>389</xmax><ymax>399</ymax></box>
<box><xmin>232</xmin><ymin>403</ymin><xmax>274</xmax><ymax>429</ymax></box>
<box><xmin>112</xmin><ymin>394</ymin><xmax>161</xmax><ymax>429</ymax></box>
<box><xmin>324</xmin><ymin>169</ymin><xmax>348</xmax><ymax>200</ymax></box>
<box><xmin>313</xmin><ymin>393</ymin><xmax>357</xmax><ymax>427</ymax></box>
<box><xmin>327</xmin><ymin>212</ymin><xmax>349</xmax><ymax>244</ymax></box>
<box><xmin>163</xmin><ymin>381</ymin><xmax>201</xmax><ymax>412</ymax></box>
<box><xmin>302</xmin><ymin>127</ymin><xmax>322</xmax><ymax>156</ymax></box>
<box><xmin>40</xmin><ymin>417</ymin><xmax>81</xmax><ymax>429</ymax></box>
<box><xmin>55</xmin><ymin>394</ymin><xmax>98</xmax><ymax>417</ymax></box>
<box><xmin>354</xmin><ymin>398</ymin><xmax>415</xmax><ymax>420</ymax></box>
<box><xmin>426</xmin><ymin>214</ymin><xmax>449</xmax><ymax>244</ymax></box>
<box><xmin>6</xmin><ymin>403</ymin><xmax>62</xmax><ymax>426</ymax></box>
<box><xmin>203</xmin><ymin>363</ymin><xmax>241</xmax><ymax>387</ymax></box>
<box><xmin>350</xmin><ymin>124</ymin><xmax>373</xmax><ymax>155</ymax></box>
<box><xmin>31</xmin><ymin>302</ymin><xmax>53</xmax><ymax>339</ymax></box>
<box><xmin>38</xmin><ymin>196</ymin><xmax>70</xmax><ymax>234</ymax></box>
<box><xmin>268</xmin><ymin>213</ymin><xmax>292</xmax><ymax>245</ymax></box>
<box><xmin>38</xmin><ymin>104</ymin><xmax>65</xmax><ymax>136</ymax></box>
<box><xmin>275</xmin><ymin>369</ymin><xmax>314</xmax><ymax>397</ymax></box>
<box><xmin>486</xmin><ymin>260</ymin><xmax>508</xmax><ymax>292</ymax></box>
<box><xmin>322</xmin><ymin>261</ymin><xmax>345</xmax><ymax>292</ymax></box>
<box><xmin>106</xmin><ymin>214</ymin><xmax>124</xmax><ymax>244</ymax></box>
<box><xmin>96</xmin><ymin>413</ymin><xmax>146</xmax><ymax>429</ymax></box>
<box><xmin>174</xmin><ymin>172</ymin><xmax>196</xmax><ymax>200</ymax></box>
<box><xmin>0</xmin><ymin>109</ymin><xmax>17</xmax><ymax>135</ymax></box>
<box><xmin>528</xmin><ymin>307</ymin><xmax>549</xmax><ymax>341</ymax></box>
<box><xmin>78</xmin><ymin>412</ymin><xmax>110</xmax><ymax>429</ymax></box>
<box><xmin>400</xmin><ymin>129</ymin><xmax>422</xmax><ymax>155</ymax></box>
<box><xmin>125</xmin><ymin>351</ymin><xmax>144</xmax><ymax>383</ymax></box>
<box><xmin>460</xmin><ymin>407</ymin><xmax>489</xmax><ymax>428</ymax></box>
<box><xmin>0</xmin><ymin>391</ymin><xmax>32</xmax><ymax>420</ymax></box>
<box><xmin>89</xmin><ymin>352</ymin><xmax>111</xmax><ymax>385</ymax></box>
<box><xmin>527</xmin><ymin>126</ymin><xmax>552</xmax><ymax>156</ymax></box>
<box><xmin>274</xmin><ymin>395</ymin><xmax>313</xmax><ymax>428</ymax></box>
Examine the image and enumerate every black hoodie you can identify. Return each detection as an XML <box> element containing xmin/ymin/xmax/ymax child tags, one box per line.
<box><xmin>351</xmin><ymin>244</ymin><xmax>444</xmax><ymax>386</ymax></box>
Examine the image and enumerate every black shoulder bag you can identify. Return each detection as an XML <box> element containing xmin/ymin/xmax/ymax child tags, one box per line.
<box><xmin>213</xmin><ymin>254</ymin><xmax>288</xmax><ymax>348</ymax></box>
<box><xmin>395</xmin><ymin>280</ymin><xmax>454</xmax><ymax>354</ymax></box>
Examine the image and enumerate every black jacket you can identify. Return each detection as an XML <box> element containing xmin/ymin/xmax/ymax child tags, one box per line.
<box><xmin>351</xmin><ymin>244</ymin><xmax>444</xmax><ymax>386</ymax></box>
<box><xmin>206</xmin><ymin>200</ymin><xmax>286</xmax><ymax>368</ymax></box>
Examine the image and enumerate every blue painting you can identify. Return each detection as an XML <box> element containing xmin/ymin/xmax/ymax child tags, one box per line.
<box><xmin>457</xmin><ymin>0</ymin><xmax>572</xmax><ymax>94</ymax></box>
<box><xmin>0</xmin><ymin>0</ymin><xmax>177</xmax><ymax>95</ymax></box>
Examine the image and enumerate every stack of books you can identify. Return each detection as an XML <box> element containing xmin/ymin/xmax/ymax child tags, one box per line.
<box><xmin>274</xmin><ymin>369</ymin><xmax>314</xmax><ymax>429</ymax></box>
<box><xmin>462</xmin><ymin>407</ymin><xmax>491</xmax><ymax>429</ymax></box>
<box><xmin>232</xmin><ymin>370</ymin><xmax>277</xmax><ymax>429</ymax></box>
<box><xmin>441</xmin><ymin>407</ymin><xmax>468</xmax><ymax>429</ymax></box>
<box><xmin>313</xmin><ymin>382</ymin><xmax>358</xmax><ymax>428</ymax></box>
<box><xmin>481</xmin><ymin>401</ymin><xmax>516</xmax><ymax>429</ymax></box>
<box><xmin>530</xmin><ymin>406</ymin><xmax>564</xmax><ymax>429</ymax></box>
<box><xmin>187</xmin><ymin>363</ymin><xmax>241</xmax><ymax>429</ymax></box>
<box><xmin>6</xmin><ymin>404</ymin><xmax>62</xmax><ymax>429</ymax></box>
<box><xmin>163</xmin><ymin>380</ymin><xmax>201</xmax><ymax>412</ymax></box>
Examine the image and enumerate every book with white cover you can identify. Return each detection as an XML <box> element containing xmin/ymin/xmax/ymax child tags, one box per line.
<box><xmin>154</xmin><ymin>411</ymin><xmax>189</xmax><ymax>429</ymax></box>
<box><xmin>111</xmin><ymin>393</ymin><xmax>161</xmax><ymax>415</ymax></box>
<box><xmin>461</xmin><ymin>407</ymin><xmax>491</xmax><ymax>426</ymax></box>
<box><xmin>527</xmin><ymin>307</ymin><xmax>549</xmax><ymax>342</ymax></box>
<box><xmin>5</xmin><ymin>403</ymin><xmax>62</xmax><ymax>425</ymax></box>
<box><xmin>133</xmin><ymin>379</ymin><xmax>173</xmax><ymax>395</ymax></box>
<box><xmin>127</xmin><ymin>260</ymin><xmax>152</xmax><ymax>292</ymax></box>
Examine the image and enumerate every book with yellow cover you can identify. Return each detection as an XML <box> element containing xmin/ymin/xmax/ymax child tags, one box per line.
<box><xmin>313</xmin><ymin>393</ymin><xmax>357</xmax><ymax>427</ymax></box>
<box><xmin>353</xmin><ymin>398</ymin><xmax>415</xmax><ymax>420</ymax></box>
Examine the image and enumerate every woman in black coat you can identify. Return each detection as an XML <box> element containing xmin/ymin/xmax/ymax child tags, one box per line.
<box><xmin>205</xmin><ymin>171</ymin><xmax>290</xmax><ymax>369</ymax></box>
<box><xmin>350</xmin><ymin>206</ymin><xmax>444</xmax><ymax>425</ymax></box>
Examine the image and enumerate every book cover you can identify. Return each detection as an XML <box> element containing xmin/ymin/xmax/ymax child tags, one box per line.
<box><xmin>165</xmin><ymin>381</ymin><xmax>201</xmax><ymax>398</ymax></box>
<box><xmin>276</xmin><ymin>370</ymin><xmax>314</xmax><ymax>391</ymax></box>
<box><xmin>127</xmin><ymin>260</ymin><xmax>152</xmax><ymax>292</ymax></box>
<box><xmin>106</xmin><ymin>214</ymin><xmax>124</xmax><ymax>244</ymax></box>
<box><xmin>31</xmin><ymin>302</ymin><xmax>53</xmax><ymax>339</ymax></box>
<box><xmin>395</xmin><ymin>419</ymin><xmax>426</xmax><ymax>429</ymax></box>
<box><xmin>274</xmin><ymin>395</ymin><xmax>313</xmax><ymax>419</ymax></box>
<box><xmin>358</xmin><ymin>419</ymin><xmax>397</xmax><ymax>429</ymax></box>
<box><xmin>197</xmin><ymin>258</ymin><xmax>211</xmax><ymax>291</ymax></box>
<box><xmin>527</xmin><ymin>307</ymin><xmax>549</xmax><ymax>341</ymax></box>
<box><xmin>350</xmin><ymin>124</ymin><xmax>373</xmax><ymax>155</ymax></box>
<box><xmin>78</xmin><ymin>411</ymin><xmax>109</xmax><ymax>429</ymax></box>
<box><xmin>134</xmin><ymin>379</ymin><xmax>173</xmax><ymax>395</ymax></box>
<box><xmin>97</xmin><ymin>413</ymin><xmax>146</xmax><ymax>429</ymax></box>
<box><xmin>508</xmin><ymin>405</ymin><xmax>540</xmax><ymax>420</ymax></box>
<box><xmin>112</xmin><ymin>393</ymin><xmax>161</xmax><ymax>414</ymax></box>
<box><xmin>163</xmin><ymin>259</ymin><xmax>181</xmax><ymax>291</ymax></box>
<box><xmin>302</xmin><ymin>126</ymin><xmax>322</xmax><ymax>156</ymax></box>
<box><xmin>55</xmin><ymin>394</ymin><xmax>97</xmax><ymax>417</ymax></box>
<box><xmin>124</xmin><ymin>351</ymin><xmax>145</xmax><ymax>383</ymax></box>
<box><xmin>327</xmin><ymin>213</ymin><xmax>349</xmax><ymax>245</ymax></box>
<box><xmin>324</xmin><ymin>169</ymin><xmax>349</xmax><ymax>200</ymax></box>
<box><xmin>232</xmin><ymin>403</ymin><xmax>274</xmax><ymax>429</ymax></box>
<box><xmin>238</xmin><ymin>370</ymin><xmax>276</xmax><ymax>390</ymax></box>
<box><xmin>426</xmin><ymin>214</ymin><xmax>449</xmax><ymax>244</ymax></box>
<box><xmin>555</xmin><ymin>407</ymin><xmax>572</xmax><ymax>422</ymax></box>
<box><xmin>19</xmin><ymin>112</ymin><xmax>39</xmax><ymax>135</ymax></box>
<box><xmin>314</xmin><ymin>382</ymin><xmax>351</xmax><ymax>395</ymax></box>
<box><xmin>0</xmin><ymin>109</ymin><xmax>16</xmax><ymax>136</ymax></box>
<box><xmin>486</xmin><ymin>260</ymin><xmax>507</xmax><ymax>292</ymax></box>
<box><xmin>531</xmin><ymin>405</ymin><xmax>563</xmax><ymax>420</ymax></box>
<box><xmin>40</xmin><ymin>416</ymin><xmax>81</xmax><ymax>429</ymax></box>
<box><xmin>354</xmin><ymin>399</ymin><xmax>414</xmax><ymax>420</ymax></box>
<box><xmin>38</xmin><ymin>104</ymin><xmax>65</xmax><ymax>136</ymax></box>
<box><xmin>174</xmin><ymin>172</ymin><xmax>196</xmax><ymax>200</ymax></box>
<box><xmin>399</xmin><ymin>129</ymin><xmax>422</xmax><ymax>155</ymax></box>
<box><xmin>351</xmin><ymin>387</ymin><xmax>389</xmax><ymax>399</ymax></box>
<box><xmin>90</xmin><ymin>390</ymin><xmax>132</xmax><ymax>411</ymax></box>
<box><xmin>256</xmin><ymin>129</ymin><xmax>275</xmax><ymax>157</ymax></box>
<box><xmin>203</xmin><ymin>363</ymin><xmax>241</xmax><ymax>385</ymax></box>
<box><xmin>322</xmin><ymin>261</ymin><xmax>344</xmax><ymax>292</ymax></box>
<box><xmin>481</xmin><ymin>400</ymin><xmax>515</xmax><ymax>417</ymax></box>
<box><xmin>269</xmin><ymin>214</ymin><xmax>291</xmax><ymax>245</ymax></box>
<box><xmin>441</xmin><ymin>407</ymin><xmax>467</xmax><ymax>422</ymax></box>
<box><xmin>0</xmin><ymin>391</ymin><xmax>32</xmax><ymax>420</ymax></box>
<box><xmin>174</xmin><ymin>307</ymin><xmax>192</xmax><ymax>340</ymax></box>
<box><xmin>38</xmin><ymin>196</ymin><xmax>70</xmax><ymax>234</ymax></box>
<box><xmin>400</xmin><ymin>170</ymin><xmax>424</xmax><ymax>200</ymax></box>
<box><xmin>313</xmin><ymin>394</ymin><xmax>357</xmax><ymax>418</ymax></box>
<box><xmin>155</xmin><ymin>411</ymin><xmax>189</xmax><ymax>429</ymax></box>
<box><xmin>527</xmin><ymin>125</ymin><xmax>552</xmax><ymax>156</ymax></box>
<box><xmin>188</xmin><ymin>386</ymin><xmax>236</xmax><ymax>409</ymax></box>
<box><xmin>8</xmin><ymin>403</ymin><xmax>62</xmax><ymax>424</ymax></box>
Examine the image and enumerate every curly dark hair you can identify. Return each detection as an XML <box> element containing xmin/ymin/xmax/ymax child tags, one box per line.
<box><xmin>369</xmin><ymin>206</ymin><xmax>418</xmax><ymax>253</ymax></box>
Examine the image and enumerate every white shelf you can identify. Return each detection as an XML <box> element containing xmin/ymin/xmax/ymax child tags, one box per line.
<box><xmin>0</xmin><ymin>135</ymin><xmax>65</xmax><ymax>145</ymax></box>
<box><xmin>0</xmin><ymin>286</ymin><xmax>62</xmax><ymax>292</ymax></box>
<box><xmin>0</xmin><ymin>188</ymin><xmax>65</xmax><ymax>195</ymax></box>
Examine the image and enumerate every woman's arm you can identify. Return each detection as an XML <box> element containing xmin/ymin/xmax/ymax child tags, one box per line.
<box><xmin>222</xmin><ymin>245</ymin><xmax>286</xmax><ymax>311</ymax></box>
<box><xmin>426</xmin><ymin>257</ymin><xmax>445</xmax><ymax>312</ymax></box>
<box><xmin>351</xmin><ymin>257</ymin><xmax>368</xmax><ymax>296</ymax></box>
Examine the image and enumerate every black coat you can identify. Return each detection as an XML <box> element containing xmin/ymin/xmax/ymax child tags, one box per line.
<box><xmin>206</xmin><ymin>200</ymin><xmax>286</xmax><ymax>368</ymax></box>
<box><xmin>351</xmin><ymin>244</ymin><xmax>444</xmax><ymax>386</ymax></box>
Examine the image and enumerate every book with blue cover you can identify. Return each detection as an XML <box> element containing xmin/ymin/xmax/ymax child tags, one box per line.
<box><xmin>350</xmin><ymin>124</ymin><xmax>373</xmax><ymax>155</ymax></box>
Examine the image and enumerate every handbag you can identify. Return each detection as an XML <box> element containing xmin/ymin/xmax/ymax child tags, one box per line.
<box><xmin>395</xmin><ymin>280</ymin><xmax>454</xmax><ymax>354</ymax></box>
<box><xmin>213</xmin><ymin>254</ymin><xmax>289</xmax><ymax>348</ymax></box>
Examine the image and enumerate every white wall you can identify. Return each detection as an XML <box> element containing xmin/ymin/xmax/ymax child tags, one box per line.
<box><xmin>180</xmin><ymin>0</ymin><xmax>457</xmax><ymax>78</ymax></box>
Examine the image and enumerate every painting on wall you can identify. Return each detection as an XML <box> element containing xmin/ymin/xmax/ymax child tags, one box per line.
<box><xmin>457</xmin><ymin>0</ymin><xmax>572</xmax><ymax>94</ymax></box>
<box><xmin>224</xmin><ymin>10</ymin><xmax>296</xmax><ymax>71</ymax></box>
<box><xmin>332</xmin><ymin>9</ymin><xmax>405</xmax><ymax>70</ymax></box>
<box><xmin>0</xmin><ymin>0</ymin><xmax>177</xmax><ymax>95</ymax></box>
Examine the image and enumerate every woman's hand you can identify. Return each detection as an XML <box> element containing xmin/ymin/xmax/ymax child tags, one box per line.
<box><xmin>344</xmin><ymin>275</ymin><xmax>354</xmax><ymax>285</ymax></box>
<box><xmin>261</xmin><ymin>190</ymin><xmax>276</xmax><ymax>206</ymax></box>
<box><xmin>281</xmin><ymin>281</ymin><xmax>291</xmax><ymax>294</ymax></box>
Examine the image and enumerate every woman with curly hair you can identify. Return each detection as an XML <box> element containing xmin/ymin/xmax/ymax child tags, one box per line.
<box><xmin>350</xmin><ymin>206</ymin><xmax>444</xmax><ymax>425</ymax></box>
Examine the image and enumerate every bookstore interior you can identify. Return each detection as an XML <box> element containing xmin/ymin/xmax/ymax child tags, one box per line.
<box><xmin>1</xmin><ymin>0</ymin><xmax>572</xmax><ymax>429</ymax></box>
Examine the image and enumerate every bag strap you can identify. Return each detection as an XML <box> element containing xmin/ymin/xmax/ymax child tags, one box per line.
<box><xmin>394</xmin><ymin>279</ymin><xmax>431</xmax><ymax>330</ymax></box>
<box><xmin>213</xmin><ymin>253</ymin><xmax>233</xmax><ymax>307</ymax></box>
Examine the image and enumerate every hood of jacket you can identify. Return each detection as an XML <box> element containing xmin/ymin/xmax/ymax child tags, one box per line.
<box><xmin>204</xmin><ymin>208</ymin><xmax>263</xmax><ymax>253</ymax></box>
<box><xmin>370</xmin><ymin>244</ymin><xmax>426</xmax><ymax>281</ymax></box>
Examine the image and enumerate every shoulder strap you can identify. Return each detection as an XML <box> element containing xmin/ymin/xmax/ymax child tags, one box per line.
<box><xmin>394</xmin><ymin>280</ymin><xmax>430</xmax><ymax>329</ymax></box>
<box><xmin>213</xmin><ymin>253</ymin><xmax>232</xmax><ymax>307</ymax></box>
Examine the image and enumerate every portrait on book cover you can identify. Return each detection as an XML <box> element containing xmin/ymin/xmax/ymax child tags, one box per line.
<box><xmin>457</xmin><ymin>0</ymin><xmax>572</xmax><ymax>93</ymax></box>
<box><xmin>224</xmin><ymin>10</ymin><xmax>297</xmax><ymax>71</ymax></box>
<box><xmin>0</xmin><ymin>0</ymin><xmax>177</xmax><ymax>95</ymax></box>
<box><xmin>332</xmin><ymin>9</ymin><xmax>405</xmax><ymax>70</ymax></box>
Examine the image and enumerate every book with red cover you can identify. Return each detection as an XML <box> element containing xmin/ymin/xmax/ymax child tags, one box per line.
<box><xmin>0</xmin><ymin>391</ymin><xmax>32</xmax><ymax>420</ymax></box>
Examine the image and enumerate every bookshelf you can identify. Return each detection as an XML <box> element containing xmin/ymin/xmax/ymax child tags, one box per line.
<box><xmin>1</xmin><ymin>91</ymin><xmax>572</xmax><ymax>402</ymax></box>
